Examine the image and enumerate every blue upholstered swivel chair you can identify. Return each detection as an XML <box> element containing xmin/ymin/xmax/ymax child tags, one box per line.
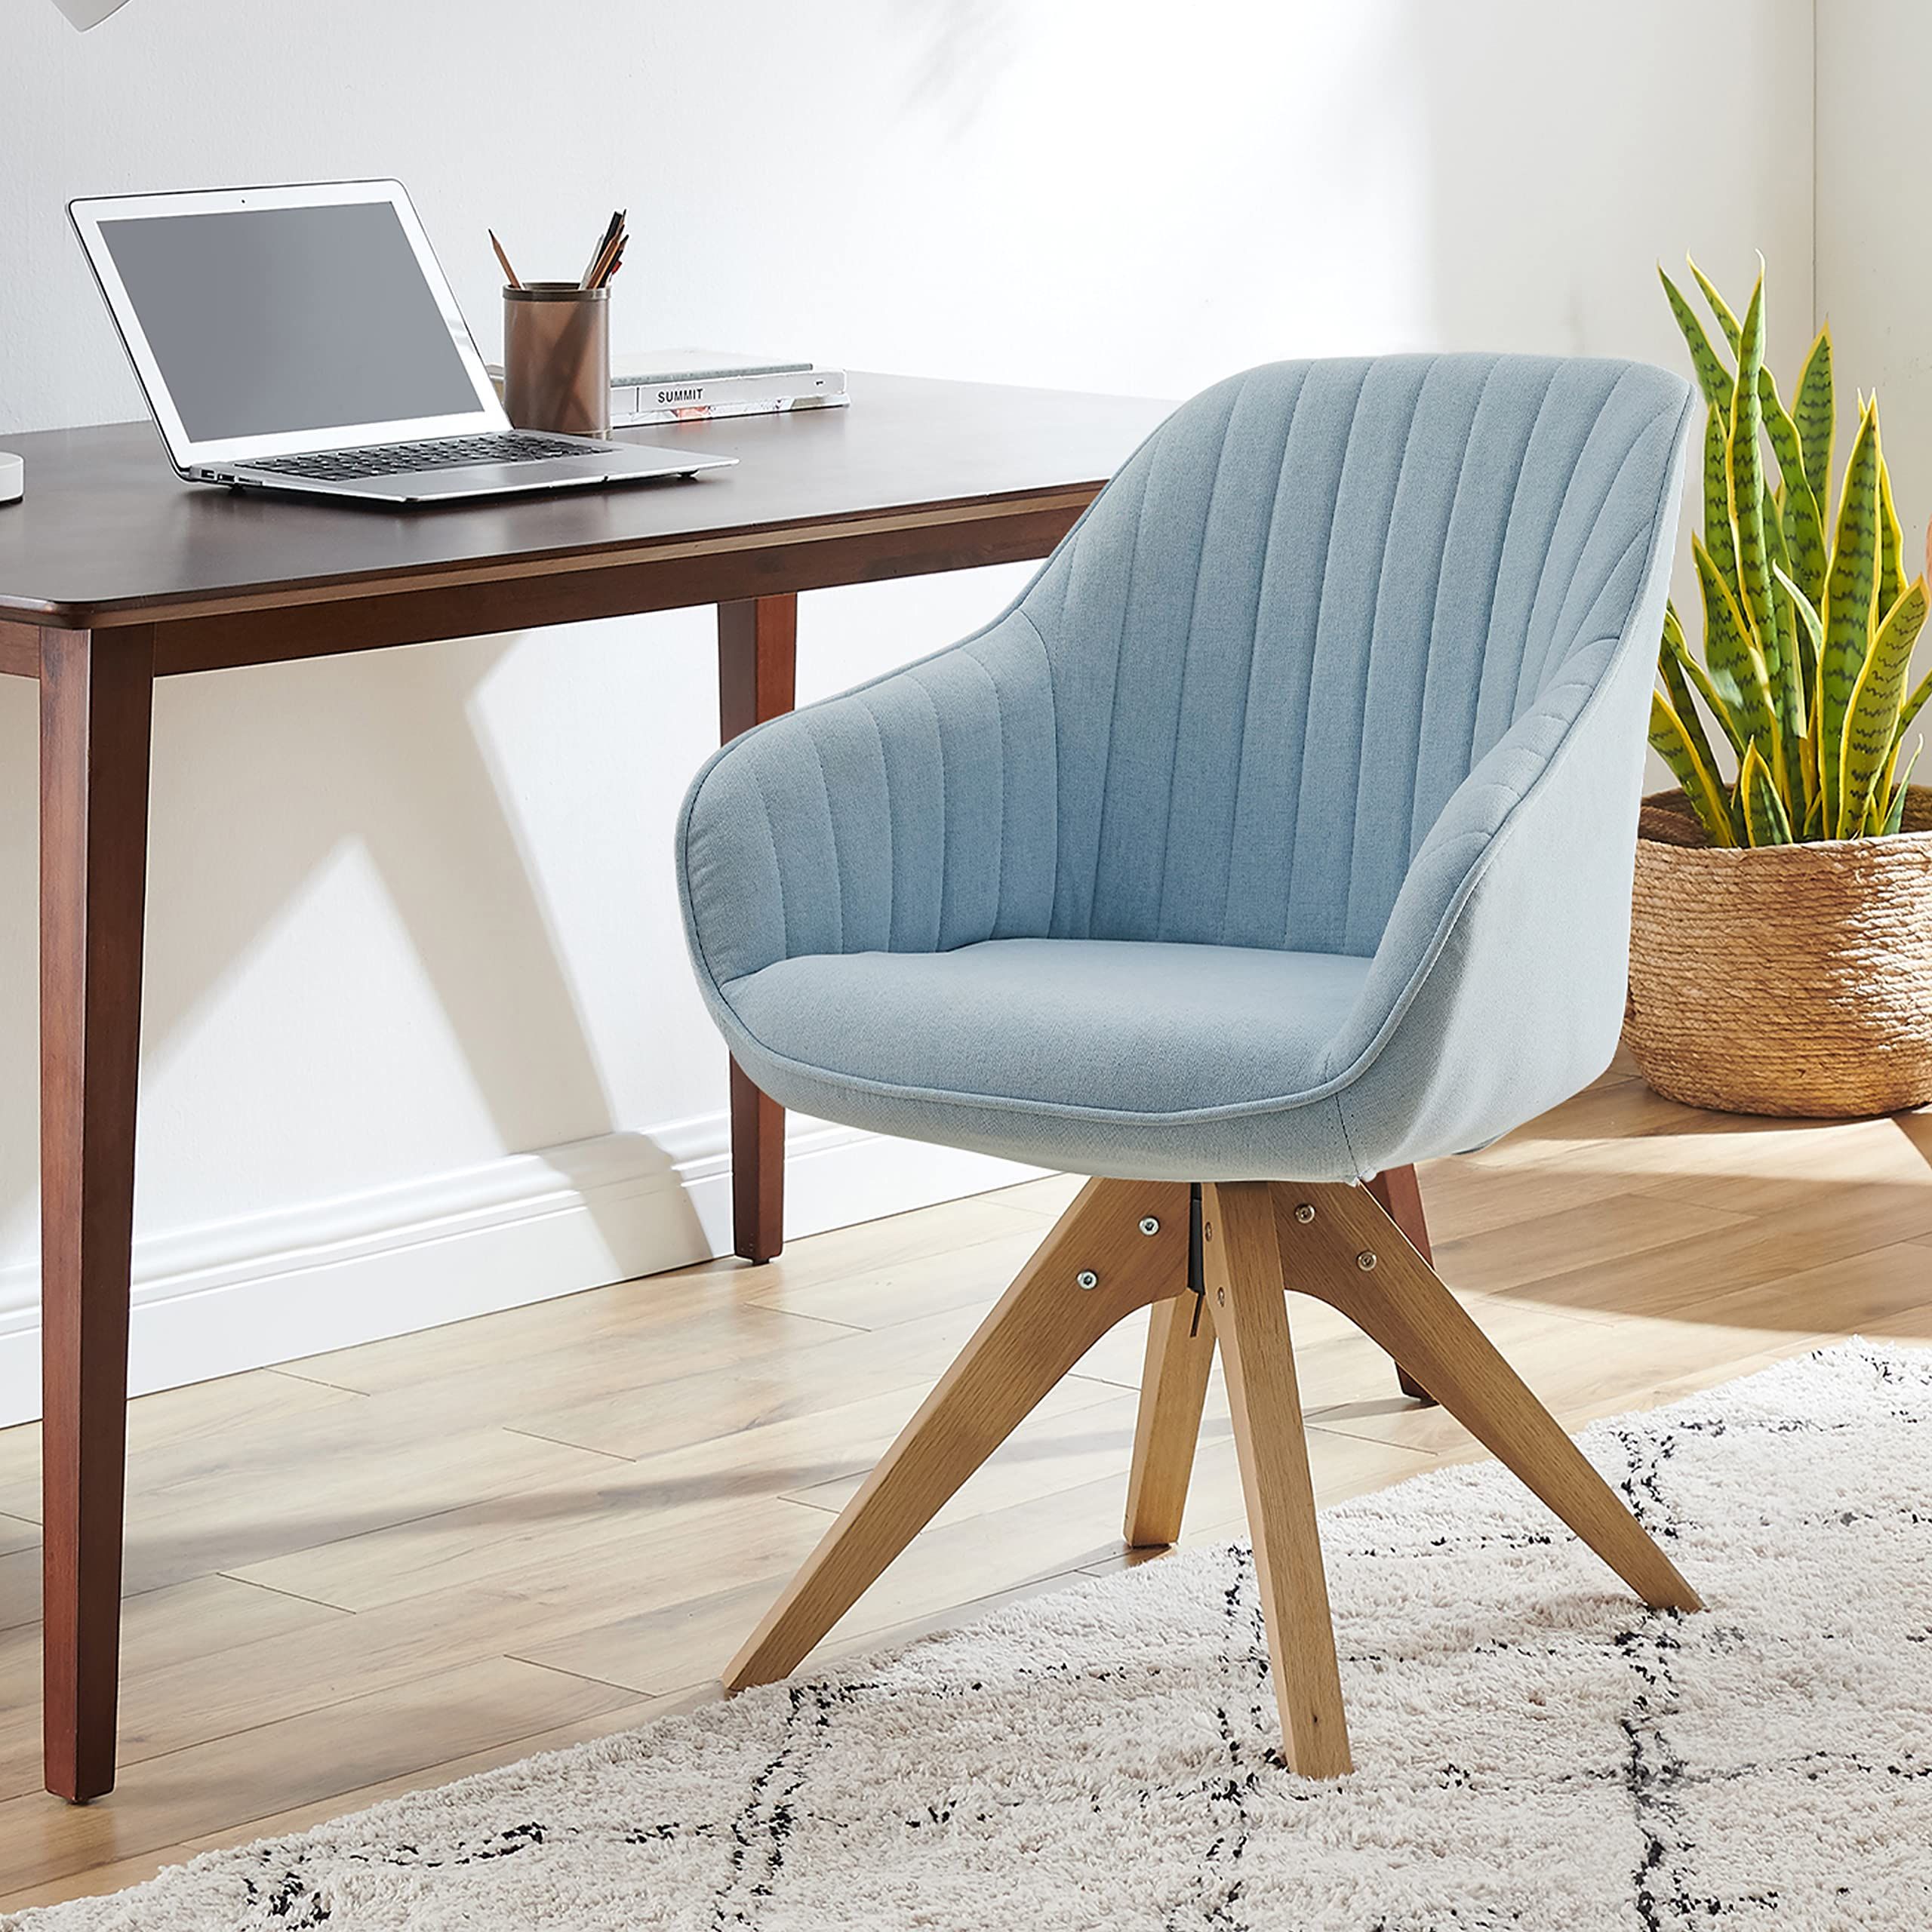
<box><xmin>678</xmin><ymin>353</ymin><xmax>1701</xmax><ymax>1776</ymax></box>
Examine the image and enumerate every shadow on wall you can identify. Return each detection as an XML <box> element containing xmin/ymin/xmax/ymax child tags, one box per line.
<box><xmin>0</xmin><ymin>633</ymin><xmax>699</xmax><ymax>1272</ymax></box>
<box><xmin>895</xmin><ymin>0</ymin><xmax>1020</xmax><ymax>137</ymax></box>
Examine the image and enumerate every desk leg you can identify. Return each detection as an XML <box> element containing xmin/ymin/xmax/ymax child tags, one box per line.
<box><xmin>38</xmin><ymin>626</ymin><xmax>154</xmax><ymax>1804</ymax></box>
<box><xmin>718</xmin><ymin>595</ymin><xmax>797</xmax><ymax>1264</ymax></box>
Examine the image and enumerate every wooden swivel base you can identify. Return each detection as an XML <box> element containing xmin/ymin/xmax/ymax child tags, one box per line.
<box><xmin>723</xmin><ymin>1176</ymin><xmax>1702</xmax><ymax>1779</ymax></box>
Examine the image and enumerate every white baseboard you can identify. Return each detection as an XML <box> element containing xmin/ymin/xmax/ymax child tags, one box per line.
<box><xmin>0</xmin><ymin>1118</ymin><xmax>1044</xmax><ymax>1429</ymax></box>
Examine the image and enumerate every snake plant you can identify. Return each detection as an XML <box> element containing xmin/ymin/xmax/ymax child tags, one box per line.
<box><xmin>1650</xmin><ymin>260</ymin><xmax>1930</xmax><ymax>846</ymax></box>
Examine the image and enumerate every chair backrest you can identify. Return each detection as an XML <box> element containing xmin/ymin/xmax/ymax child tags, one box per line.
<box><xmin>1017</xmin><ymin>352</ymin><xmax>1690</xmax><ymax>957</ymax></box>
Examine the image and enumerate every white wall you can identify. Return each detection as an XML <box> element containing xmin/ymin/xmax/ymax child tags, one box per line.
<box><xmin>0</xmin><ymin>0</ymin><xmax>1816</xmax><ymax>1423</ymax></box>
<box><xmin>1817</xmin><ymin>0</ymin><xmax>1932</xmax><ymax>642</ymax></box>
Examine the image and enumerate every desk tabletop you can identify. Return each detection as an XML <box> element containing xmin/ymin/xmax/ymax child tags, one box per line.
<box><xmin>0</xmin><ymin>373</ymin><xmax>1169</xmax><ymax>632</ymax></box>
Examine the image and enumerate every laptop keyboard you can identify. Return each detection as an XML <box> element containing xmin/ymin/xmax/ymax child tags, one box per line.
<box><xmin>242</xmin><ymin>432</ymin><xmax>599</xmax><ymax>482</ymax></box>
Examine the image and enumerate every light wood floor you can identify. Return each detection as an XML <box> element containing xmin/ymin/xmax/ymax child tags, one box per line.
<box><xmin>5</xmin><ymin>1052</ymin><xmax>1932</xmax><ymax>1912</ymax></box>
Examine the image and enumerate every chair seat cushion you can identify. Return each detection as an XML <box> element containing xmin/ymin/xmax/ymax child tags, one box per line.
<box><xmin>718</xmin><ymin>938</ymin><xmax>1374</xmax><ymax>1180</ymax></box>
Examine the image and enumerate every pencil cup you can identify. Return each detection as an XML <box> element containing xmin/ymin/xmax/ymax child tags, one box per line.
<box><xmin>503</xmin><ymin>283</ymin><xmax>611</xmax><ymax>438</ymax></box>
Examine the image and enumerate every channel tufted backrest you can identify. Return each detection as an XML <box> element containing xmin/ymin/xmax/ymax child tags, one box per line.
<box><xmin>678</xmin><ymin>353</ymin><xmax>1690</xmax><ymax>990</ymax></box>
<box><xmin>1017</xmin><ymin>352</ymin><xmax>1688</xmax><ymax>956</ymax></box>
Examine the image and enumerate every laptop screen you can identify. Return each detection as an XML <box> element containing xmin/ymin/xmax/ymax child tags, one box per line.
<box><xmin>96</xmin><ymin>200</ymin><xmax>483</xmax><ymax>443</ymax></box>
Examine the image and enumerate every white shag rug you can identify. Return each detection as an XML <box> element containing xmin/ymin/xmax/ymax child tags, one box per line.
<box><xmin>12</xmin><ymin>1340</ymin><xmax>1932</xmax><ymax>1930</ymax></box>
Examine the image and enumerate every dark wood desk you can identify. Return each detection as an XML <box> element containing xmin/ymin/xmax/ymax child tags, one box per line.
<box><xmin>0</xmin><ymin>372</ymin><xmax>1168</xmax><ymax>1802</ymax></box>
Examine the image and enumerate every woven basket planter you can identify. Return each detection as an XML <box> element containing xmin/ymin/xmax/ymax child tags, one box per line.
<box><xmin>1624</xmin><ymin>787</ymin><xmax>1932</xmax><ymax>1117</ymax></box>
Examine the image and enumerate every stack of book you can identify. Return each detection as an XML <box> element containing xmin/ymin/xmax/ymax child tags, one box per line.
<box><xmin>490</xmin><ymin>349</ymin><xmax>848</xmax><ymax>427</ymax></box>
<box><xmin>614</xmin><ymin>350</ymin><xmax>848</xmax><ymax>427</ymax></box>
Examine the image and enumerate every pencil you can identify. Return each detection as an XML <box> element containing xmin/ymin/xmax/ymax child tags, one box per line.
<box><xmin>580</xmin><ymin>209</ymin><xmax>623</xmax><ymax>290</ymax></box>
<box><xmin>583</xmin><ymin>226</ymin><xmax>621</xmax><ymax>293</ymax></box>
<box><xmin>488</xmin><ymin>229</ymin><xmax>521</xmax><ymax>290</ymax></box>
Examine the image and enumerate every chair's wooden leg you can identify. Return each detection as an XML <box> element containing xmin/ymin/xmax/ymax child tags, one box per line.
<box><xmin>1277</xmin><ymin>1182</ymin><xmax>1702</xmax><ymax>1613</ymax></box>
<box><xmin>726</xmin><ymin>1177</ymin><xmax>1191</xmax><ymax>1691</ymax></box>
<box><xmin>1202</xmin><ymin>1183</ymin><xmax>1352</xmax><ymax>1778</ymax></box>
<box><xmin>1123</xmin><ymin>1294</ymin><xmax>1216</xmax><ymax>1547</ymax></box>
<box><xmin>1364</xmin><ymin>1166</ymin><xmax>1438</xmax><ymax>1406</ymax></box>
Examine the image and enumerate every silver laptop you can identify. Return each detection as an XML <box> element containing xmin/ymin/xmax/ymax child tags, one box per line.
<box><xmin>69</xmin><ymin>180</ymin><xmax>735</xmax><ymax>506</ymax></box>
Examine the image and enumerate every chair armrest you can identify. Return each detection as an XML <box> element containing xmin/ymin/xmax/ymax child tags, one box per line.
<box><xmin>1312</xmin><ymin>370</ymin><xmax>1692</xmax><ymax>1172</ymax></box>
<box><xmin>1313</xmin><ymin>623</ymin><xmax>1657</xmax><ymax>1171</ymax></box>
<box><xmin>678</xmin><ymin>607</ymin><xmax>1060</xmax><ymax>1001</ymax></box>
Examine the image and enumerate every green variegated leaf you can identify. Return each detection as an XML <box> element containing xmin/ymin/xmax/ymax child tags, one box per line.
<box><xmin>1663</xmin><ymin>598</ymin><xmax>1688</xmax><ymax>659</ymax></box>
<box><xmin>1663</xmin><ymin>598</ymin><xmax>1687</xmax><ymax>653</ymax></box>
<box><xmin>1737</xmin><ymin>740</ymin><xmax>1794</xmax><ymax>846</ymax></box>
<box><xmin>1658</xmin><ymin>627</ymin><xmax>1694</xmax><ymax>718</ymax></box>
<box><xmin>1651</xmin><ymin>691</ymin><xmax>1737</xmax><ymax>846</ymax></box>
<box><xmin>1759</xmin><ymin>367</ymin><xmax>1808</xmax><ymax>494</ymax></box>
<box><xmin>1660</xmin><ymin>267</ymin><xmax>1735</xmax><ymax>413</ymax></box>
<box><xmin>1794</xmin><ymin>324</ymin><xmax>1834</xmax><ymax>501</ymax></box>
<box><xmin>1763</xmin><ymin>486</ymin><xmax>1789</xmax><ymax>572</ymax></box>
<box><xmin>1777</xmin><ymin>564</ymin><xmax>1823</xmax><ymax>746</ymax></box>
<box><xmin>1727</xmin><ymin>278</ymin><xmax>1788</xmax><ymax>788</ymax></box>
<box><xmin>1837</xmin><ymin>575</ymin><xmax>1928</xmax><ymax>838</ymax></box>
<box><xmin>1779</xmin><ymin>461</ymin><xmax>1828</xmax><ymax>610</ymax></box>
<box><xmin>1761</xmin><ymin>365</ymin><xmax>1826</xmax><ymax>603</ymax></box>
<box><xmin>1878</xmin><ymin>456</ymin><xmax>1906</xmax><ymax>617</ymax></box>
<box><xmin>1773</xmin><ymin>564</ymin><xmax>1822</xmax><ymax>795</ymax></box>
<box><xmin>1875</xmin><ymin>726</ymin><xmax>1912</xmax><ymax>832</ymax></box>
<box><xmin>1763</xmin><ymin>494</ymin><xmax>1804</xmax><ymax>760</ymax></box>
<box><xmin>1658</xmin><ymin>607</ymin><xmax>1728</xmax><ymax>780</ymax></box>
<box><xmin>1666</xmin><ymin>606</ymin><xmax>1748</xmax><ymax>756</ymax></box>
<box><xmin>1689</xmin><ymin>256</ymin><xmax>1743</xmax><ymax>352</ymax></box>
<box><xmin>1775</xmin><ymin>562</ymin><xmax>1823</xmax><ymax>660</ymax></box>
<box><xmin>1678</xmin><ymin>650</ymin><xmax>1750</xmax><ymax>761</ymax></box>
<box><xmin>1696</xmin><ymin>261</ymin><xmax>1815</xmax><ymax>525</ymax></box>
<box><xmin>1696</xmin><ymin>534</ymin><xmax>1779</xmax><ymax>758</ymax></box>
<box><xmin>1898</xmin><ymin>663</ymin><xmax>1932</xmax><ymax>744</ymax></box>
<box><xmin>1803</xmin><ymin>788</ymin><xmax>1825</xmax><ymax>838</ymax></box>
<box><xmin>1727</xmin><ymin>278</ymin><xmax>1774</xmax><ymax>635</ymax></box>
<box><xmin>1702</xmin><ymin>405</ymin><xmax>1739</xmax><ymax>598</ymax></box>
<box><xmin>1696</xmin><ymin>534</ymin><xmax>1778</xmax><ymax>755</ymax></box>
<box><xmin>1884</xmin><ymin>738</ymin><xmax>1922</xmax><ymax>834</ymax></box>
<box><xmin>1820</xmin><ymin>402</ymin><xmax>1882</xmax><ymax>826</ymax></box>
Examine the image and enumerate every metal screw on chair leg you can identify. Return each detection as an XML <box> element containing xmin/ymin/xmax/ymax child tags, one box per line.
<box><xmin>1356</xmin><ymin>1251</ymin><xmax>1378</xmax><ymax>1272</ymax></box>
<box><xmin>1137</xmin><ymin>1217</ymin><xmax>1160</xmax><ymax>1236</ymax></box>
<box><xmin>1294</xmin><ymin>1202</ymin><xmax>1316</xmax><ymax>1223</ymax></box>
<box><xmin>1075</xmin><ymin>1269</ymin><xmax>1099</xmax><ymax>1291</ymax></box>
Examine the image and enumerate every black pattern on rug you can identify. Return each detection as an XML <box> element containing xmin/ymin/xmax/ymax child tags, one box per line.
<box><xmin>11</xmin><ymin>1341</ymin><xmax>1932</xmax><ymax>1931</ymax></box>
